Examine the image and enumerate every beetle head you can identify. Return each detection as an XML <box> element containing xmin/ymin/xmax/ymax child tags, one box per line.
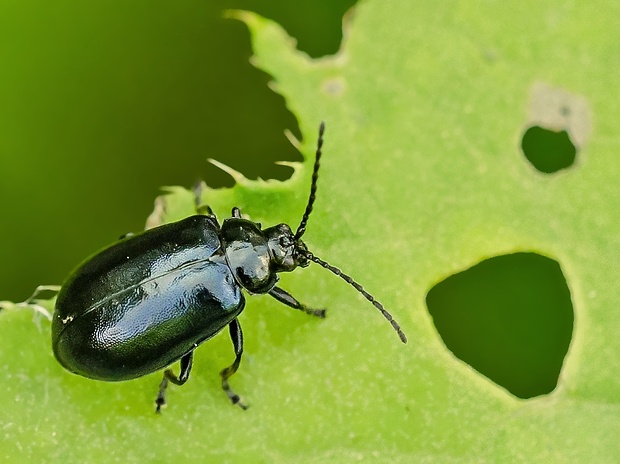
<box><xmin>265</xmin><ymin>223</ymin><xmax>310</xmax><ymax>272</ymax></box>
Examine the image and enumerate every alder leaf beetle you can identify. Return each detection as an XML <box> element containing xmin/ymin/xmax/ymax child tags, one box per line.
<box><xmin>51</xmin><ymin>122</ymin><xmax>407</xmax><ymax>412</ymax></box>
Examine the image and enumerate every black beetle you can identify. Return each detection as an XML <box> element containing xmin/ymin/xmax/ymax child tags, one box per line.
<box><xmin>51</xmin><ymin>123</ymin><xmax>407</xmax><ymax>412</ymax></box>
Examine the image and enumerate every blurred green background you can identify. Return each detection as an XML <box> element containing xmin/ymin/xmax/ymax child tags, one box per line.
<box><xmin>0</xmin><ymin>0</ymin><xmax>355</xmax><ymax>302</ymax></box>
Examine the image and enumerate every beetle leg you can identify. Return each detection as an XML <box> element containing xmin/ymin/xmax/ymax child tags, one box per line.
<box><xmin>155</xmin><ymin>351</ymin><xmax>194</xmax><ymax>413</ymax></box>
<box><xmin>220</xmin><ymin>318</ymin><xmax>248</xmax><ymax>410</ymax></box>
<box><xmin>269</xmin><ymin>286</ymin><xmax>326</xmax><ymax>318</ymax></box>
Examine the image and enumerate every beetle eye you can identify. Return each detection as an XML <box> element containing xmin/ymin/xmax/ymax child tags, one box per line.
<box><xmin>279</xmin><ymin>236</ymin><xmax>292</xmax><ymax>248</ymax></box>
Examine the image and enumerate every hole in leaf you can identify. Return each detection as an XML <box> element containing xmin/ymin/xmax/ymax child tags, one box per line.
<box><xmin>521</xmin><ymin>126</ymin><xmax>577</xmax><ymax>173</ymax></box>
<box><xmin>426</xmin><ymin>252</ymin><xmax>573</xmax><ymax>399</ymax></box>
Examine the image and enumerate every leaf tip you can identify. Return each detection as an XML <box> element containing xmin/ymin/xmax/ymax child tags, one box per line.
<box><xmin>208</xmin><ymin>158</ymin><xmax>249</xmax><ymax>185</ymax></box>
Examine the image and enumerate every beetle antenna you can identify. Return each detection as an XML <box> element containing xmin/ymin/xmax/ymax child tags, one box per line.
<box><xmin>301</xmin><ymin>250</ymin><xmax>407</xmax><ymax>344</ymax></box>
<box><xmin>294</xmin><ymin>122</ymin><xmax>325</xmax><ymax>240</ymax></box>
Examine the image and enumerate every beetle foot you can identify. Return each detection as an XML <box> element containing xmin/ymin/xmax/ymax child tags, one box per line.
<box><xmin>230</xmin><ymin>394</ymin><xmax>248</xmax><ymax>410</ymax></box>
<box><xmin>301</xmin><ymin>307</ymin><xmax>326</xmax><ymax>318</ymax></box>
<box><xmin>155</xmin><ymin>377</ymin><xmax>168</xmax><ymax>413</ymax></box>
<box><xmin>312</xmin><ymin>308</ymin><xmax>327</xmax><ymax>318</ymax></box>
<box><xmin>222</xmin><ymin>378</ymin><xmax>248</xmax><ymax>410</ymax></box>
<box><xmin>155</xmin><ymin>399</ymin><xmax>166</xmax><ymax>413</ymax></box>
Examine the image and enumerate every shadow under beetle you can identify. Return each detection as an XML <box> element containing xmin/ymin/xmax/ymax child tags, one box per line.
<box><xmin>51</xmin><ymin>123</ymin><xmax>407</xmax><ymax>412</ymax></box>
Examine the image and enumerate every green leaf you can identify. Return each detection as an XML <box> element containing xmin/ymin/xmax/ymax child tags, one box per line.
<box><xmin>2</xmin><ymin>1</ymin><xmax>619</xmax><ymax>462</ymax></box>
